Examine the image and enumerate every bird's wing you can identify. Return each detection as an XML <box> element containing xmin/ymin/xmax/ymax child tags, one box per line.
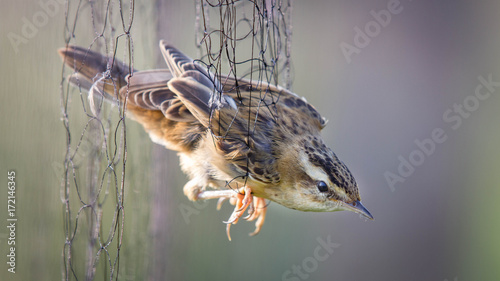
<box><xmin>167</xmin><ymin>75</ymin><xmax>213</xmax><ymax>127</ymax></box>
<box><xmin>159</xmin><ymin>40</ymin><xmax>222</xmax><ymax>90</ymax></box>
<box><xmin>118</xmin><ymin>42</ymin><xmax>235</xmax><ymax>126</ymax></box>
<box><xmin>216</xmin><ymin>75</ymin><xmax>328</xmax><ymax>130</ymax></box>
<box><xmin>159</xmin><ymin>41</ymin><xmax>238</xmax><ymax>125</ymax></box>
<box><xmin>159</xmin><ymin>40</ymin><xmax>196</xmax><ymax>78</ymax></box>
<box><xmin>119</xmin><ymin>70</ymin><xmax>198</xmax><ymax>122</ymax></box>
<box><xmin>158</xmin><ymin>40</ymin><xmax>326</xmax><ymax>130</ymax></box>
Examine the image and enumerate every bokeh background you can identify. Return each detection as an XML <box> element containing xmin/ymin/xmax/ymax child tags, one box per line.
<box><xmin>1</xmin><ymin>0</ymin><xmax>500</xmax><ymax>280</ymax></box>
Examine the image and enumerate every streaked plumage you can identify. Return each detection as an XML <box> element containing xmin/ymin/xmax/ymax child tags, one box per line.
<box><xmin>59</xmin><ymin>41</ymin><xmax>373</xmax><ymax>240</ymax></box>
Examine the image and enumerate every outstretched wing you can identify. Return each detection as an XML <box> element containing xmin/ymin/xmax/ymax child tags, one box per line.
<box><xmin>158</xmin><ymin>41</ymin><xmax>237</xmax><ymax>127</ymax></box>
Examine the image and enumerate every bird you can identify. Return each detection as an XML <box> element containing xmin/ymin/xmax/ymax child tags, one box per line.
<box><xmin>58</xmin><ymin>41</ymin><xmax>373</xmax><ymax>240</ymax></box>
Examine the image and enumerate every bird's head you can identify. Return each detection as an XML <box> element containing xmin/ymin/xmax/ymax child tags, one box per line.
<box><xmin>274</xmin><ymin>135</ymin><xmax>373</xmax><ymax>220</ymax></box>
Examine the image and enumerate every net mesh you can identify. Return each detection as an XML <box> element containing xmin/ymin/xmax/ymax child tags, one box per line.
<box><xmin>195</xmin><ymin>0</ymin><xmax>293</xmax><ymax>91</ymax></box>
<box><xmin>59</xmin><ymin>1</ymin><xmax>135</xmax><ymax>280</ymax></box>
<box><xmin>58</xmin><ymin>0</ymin><xmax>292</xmax><ymax>279</ymax></box>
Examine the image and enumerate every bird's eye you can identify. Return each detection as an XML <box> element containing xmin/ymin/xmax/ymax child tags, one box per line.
<box><xmin>316</xmin><ymin>181</ymin><xmax>328</xmax><ymax>192</ymax></box>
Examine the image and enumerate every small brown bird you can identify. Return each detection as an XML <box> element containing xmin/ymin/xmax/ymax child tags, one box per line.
<box><xmin>59</xmin><ymin>41</ymin><xmax>373</xmax><ymax>240</ymax></box>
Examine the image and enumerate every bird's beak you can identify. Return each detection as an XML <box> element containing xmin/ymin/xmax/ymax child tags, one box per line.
<box><xmin>343</xmin><ymin>200</ymin><xmax>374</xmax><ymax>220</ymax></box>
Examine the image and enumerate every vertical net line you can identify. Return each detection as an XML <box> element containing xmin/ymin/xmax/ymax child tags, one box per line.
<box><xmin>195</xmin><ymin>0</ymin><xmax>293</xmax><ymax>99</ymax></box>
<box><xmin>59</xmin><ymin>0</ymin><xmax>135</xmax><ymax>280</ymax></box>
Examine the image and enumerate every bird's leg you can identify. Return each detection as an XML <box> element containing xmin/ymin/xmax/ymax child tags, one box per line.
<box><xmin>195</xmin><ymin>189</ymin><xmax>239</xmax><ymax>200</ymax></box>
<box><xmin>196</xmin><ymin>186</ymin><xmax>267</xmax><ymax>240</ymax></box>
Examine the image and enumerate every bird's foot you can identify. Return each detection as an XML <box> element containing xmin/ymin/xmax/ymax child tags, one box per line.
<box><xmin>196</xmin><ymin>186</ymin><xmax>267</xmax><ymax>241</ymax></box>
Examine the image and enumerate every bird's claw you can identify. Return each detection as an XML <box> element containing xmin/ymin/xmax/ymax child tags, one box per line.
<box><xmin>197</xmin><ymin>186</ymin><xmax>267</xmax><ymax>241</ymax></box>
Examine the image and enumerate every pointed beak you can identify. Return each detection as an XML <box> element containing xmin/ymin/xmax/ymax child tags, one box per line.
<box><xmin>343</xmin><ymin>200</ymin><xmax>374</xmax><ymax>220</ymax></box>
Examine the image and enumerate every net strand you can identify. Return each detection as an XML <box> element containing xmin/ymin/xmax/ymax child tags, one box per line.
<box><xmin>59</xmin><ymin>0</ymin><xmax>134</xmax><ymax>280</ymax></box>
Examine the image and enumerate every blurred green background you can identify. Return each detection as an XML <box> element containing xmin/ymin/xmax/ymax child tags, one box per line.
<box><xmin>1</xmin><ymin>0</ymin><xmax>500</xmax><ymax>281</ymax></box>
